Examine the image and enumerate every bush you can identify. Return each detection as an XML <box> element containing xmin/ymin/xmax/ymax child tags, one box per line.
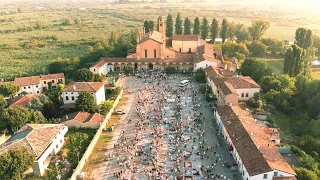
<box><xmin>195</xmin><ymin>68</ymin><xmax>206</xmax><ymax>83</ymax></box>
<box><xmin>165</xmin><ymin>66</ymin><xmax>176</xmax><ymax>74</ymax></box>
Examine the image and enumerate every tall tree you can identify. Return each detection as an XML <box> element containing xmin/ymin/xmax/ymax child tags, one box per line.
<box><xmin>184</xmin><ymin>17</ymin><xmax>192</xmax><ymax>35</ymax></box>
<box><xmin>220</xmin><ymin>19</ymin><xmax>228</xmax><ymax>43</ymax></box>
<box><xmin>261</xmin><ymin>38</ymin><xmax>284</xmax><ymax>55</ymax></box>
<box><xmin>227</xmin><ymin>21</ymin><xmax>236</xmax><ymax>41</ymax></box>
<box><xmin>144</xmin><ymin>20</ymin><xmax>154</xmax><ymax>33</ymax></box>
<box><xmin>0</xmin><ymin>147</ymin><xmax>34</xmax><ymax>180</ymax></box>
<box><xmin>210</xmin><ymin>18</ymin><xmax>219</xmax><ymax>44</ymax></box>
<box><xmin>0</xmin><ymin>95</ymin><xmax>6</xmax><ymax>111</ymax></box>
<box><xmin>249</xmin><ymin>41</ymin><xmax>267</xmax><ymax>57</ymax></box>
<box><xmin>0</xmin><ymin>83</ymin><xmax>20</xmax><ymax>97</ymax></box>
<box><xmin>165</xmin><ymin>14</ymin><xmax>173</xmax><ymax>37</ymax></box>
<box><xmin>235</xmin><ymin>23</ymin><xmax>249</xmax><ymax>42</ymax></box>
<box><xmin>283</xmin><ymin>47</ymin><xmax>295</xmax><ymax>76</ymax></box>
<box><xmin>193</xmin><ymin>17</ymin><xmax>200</xmax><ymax>35</ymax></box>
<box><xmin>200</xmin><ymin>17</ymin><xmax>209</xmax><ymax>40</ymax></box>
<box><xmin>292</xmin><ymin>44</ymin><xmax>306</xmax><ymax>77</ymax></box>
<box><xmin>239</xmin><ymin>58</ymin><xmax>272</xmax><ymax>83</ymax></box>
<box><xmin>248</xmin><ymin>19</ymin><xmax>270</xmax><ymax>41</ymax></box>
<box><xmin>295</xmin><ymin>28</ymin><xmax>313</xmax><ymax>49</ymax></box>
<box><xmin>76</xmin><ymin>68</ymin><xmax>94</xmax><ymax>82</ymax></box>
<box><xmin>75</xmin><ymin>92</ymin><xmax>96</xmax><ymax>113</ymax></box>
<box><xmin>175</xmin><ymin>13</ymin><xmax>183</xmax><ymax>34</ymax></box>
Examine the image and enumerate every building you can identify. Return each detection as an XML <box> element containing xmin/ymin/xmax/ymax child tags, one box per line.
<box><xmin>214</xmin><ymin>105</ymin><xmax>296</xmax><ymax>180</ymax></box>
<box><xmin>9</xmin><ymin>94</ymin><xmax>40</xmax><ymax>108</ymax></box>
<box><xmin>7</xmin><ymin>73</ymin><xmax>65</xmax><ymax>95</ymax></box>
<box><xmin>89</xmin><ymin>16</ymin><xmax>222</xmax><ymax>75</ymax></box>
<box><xmin>0</xmin><ymin>124</ymin><xmax>68</xmax><ymax>176</ymax></box>
<box><xmin>208</xmin><ymin>75</ymin><xmax>260</xmax><ymax>105</ymax></box>
<box><xmin>62</xmin><ymin>82</ymin><xmax>105</xmax><ymax>106</ymax></box>
<box><xmin>60</xmin><ymin>111</ymin><xmax>105</xmax><ymax>129</ymax></box>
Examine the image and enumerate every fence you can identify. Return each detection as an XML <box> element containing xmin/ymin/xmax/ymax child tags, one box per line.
<box><xmin>69</xmin><ymin>89</ymin><xmax>123</xmax><ymax>180</ymax></box>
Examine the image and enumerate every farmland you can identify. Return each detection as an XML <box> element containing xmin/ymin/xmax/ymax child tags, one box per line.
<box><xmin>0</xmin><ymin>0</ymin><xmax>320</xmax><ymax>79</ymax></box>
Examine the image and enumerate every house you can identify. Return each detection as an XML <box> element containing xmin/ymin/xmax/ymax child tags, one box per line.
<box><xmin>214</xmin><ymin>105</ymin><xmax>296</xmax><ymax>180</ymax></box>
<box><xmin>62</xmin><ymin>82</ymin><xmax>105</xmax><ymax>106</ymax></box>
<box><xmin>210</xmin><ymin>76</ymin><xmax>260</xmax><ymax>105</ymax></box>
<box><xmin>9</xmin><ymin>94</ymin><xmax>40</xmax><ymax>108</ymax></box>
<box><xmin>12</xmin><ymin>73</ymin><xmax>65</xmax><ymax>95</ymax></box>
<box><xmin>204</xmin><ymin>65</ymin><xmax>234</xmax><ymax>90</ymax></box>
<box><xmin>89</xmin><ymin>16</ymin><xmax>223</xmax><ymax>74</ymax></box>
<box><xmin>0</xmin><ymin>124</ymin><xmax>68</xmax><ymax>176</ymax></box>
<box><xmin>60</xmin><ymin>111</ymin><xmax>105</xmax><ymax>129</ymax></box>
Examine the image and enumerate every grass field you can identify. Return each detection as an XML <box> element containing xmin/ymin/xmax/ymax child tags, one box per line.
<box><xmin>0</xmin><ymin>0</ymin><xmax>320</xmax><ymax>78</ymax></box>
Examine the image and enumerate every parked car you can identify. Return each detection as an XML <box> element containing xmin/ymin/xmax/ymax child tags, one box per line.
<box><xmin>115</xmin><ymin>109</ymin><xmax>126</xmax><ymax>115</ymax></box>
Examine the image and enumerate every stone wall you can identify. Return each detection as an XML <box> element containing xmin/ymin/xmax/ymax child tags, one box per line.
<box><xmin>69</xmin><ymin>89</ymin><xmax>123</xmax><ymax>180</ymax></box>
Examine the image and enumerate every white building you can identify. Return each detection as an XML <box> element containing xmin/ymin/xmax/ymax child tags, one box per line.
<box><xmin>62</xmin><ymin>82</ymin><xmax>105</xmax><ymax>106</ymax></box>
<box><xmin>194</xmin><ymin>54</ymin><xmax>220</xmax><ymax>71</ymax></box>
<box><xmin>12</xmin><ymin>73</ymin><xmax>65</xmax><ymax>95</ymax></box>
<box><xmin>90</xmin><ymin>60</ymin><xmax>109</xmax><ymax>76</ymax></box>
<box><xmin>214</xmin><ymin>105</ymin><xmax>296</xmax><ymax>180</ymax></box>
<box><xmin>0</xmin><ymin>124</ymin><xmax>68</xmax><ymax>176</ymax></box>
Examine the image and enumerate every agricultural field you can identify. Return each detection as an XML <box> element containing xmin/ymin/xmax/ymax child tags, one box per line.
<box><xmin>0</xmin><ymin>0</ymin><xmax>320</xmax><ymax>78</ymax></box>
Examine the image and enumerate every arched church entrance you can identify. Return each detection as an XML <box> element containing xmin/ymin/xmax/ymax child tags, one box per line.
<box><xmin>148</xmin><ymin>63</ymin><xmax>153</xmax><ymax>70</ymax></box>
<box><xmin>107</xmin><ymin>63</ymin><xmax>113</xmax><ymax>72</ymax></box>
<box><xmin>134</xmin><ymin>63</ymin><xmax>138</xmax><ymax>70</ymax></box>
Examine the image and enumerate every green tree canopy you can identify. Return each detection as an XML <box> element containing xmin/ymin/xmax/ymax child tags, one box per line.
<box><xmin>221</xmin><ymin>42</ymin><xmax>249</xmax><ymax>57</ymax></box>
<box><xmin>220</xmin><ymin>19</ymin><xmax>228</xmax><ymax>43</ymax></box>
<box><xmin>175</xmin><ymin>13</ymin><xmax>183</xmax><ymax>34</ymax></box>
<box><xmin>184</xmin><ymin>17</ymin><xmax>192</xmax><ymax>35</ymax></box>
<box><xmin>295</xmin><ymin>167</ymin><xmax>318</xmax><ymax>180</ymax></box>
<box><xmin>210</xmin><ymin>18</ymin><xmax>219</xmax><ymax>44</ymax></box>
<box><xmin>195</xmin><ymin>68</ymin><xmax>206</xmax><ymax>83</ymax></box>
<box><xmin>249</xmin><ymin>41</ymin><xmax>267</xmax><ymax>57</ymax></box>
<box><xmin>193</xmin><ymin>17</ymin><xmax>200</xmax><ymax>35</ymax></box>
<box><xmin>165</xmin><ymin>66</ymin><xmax>176</xmax><ymax>74</ymax></box>
<box><xmin>101</xmin><ymin>100</ymin><xmax>114</xmax><ymax>115</ymax></box>
<box><xmin>75</xmin><ymin>92</ymin><xmax>96</xmax><ymax>113</ymax></box>
<box><xmin>248</xmin><ymin>19</ymin><xmax>270</xmax><ymax>41</ymax></box>
<box><xmin>227</xmin><ymin>21</ymin><xmax>236</xmax><ymax>41</ymax></box>
<box><xmin>76</xmin><ymin>68</ymin><xmax>94</xmax><ymax>82</ymax></box>
<box><xmin>261</xmin><ymin>38</ymin><xmax>284</xmax><ymax>55</ymax></box>
<box><xmin>235</xmin><ymin>23</ymin><xmax>249</xmax><ymax>42</ymax></box>
<box><xmin>0</xmin><ymin>95</ymin><xmax>6</xmax><ymax>111</ymax></box>
<box><xmin>0</xmin><ymin>83</ymin><xmax>20</xmax><ymax>97</ymax></box>
<box><xmin>0</xmin><ymin>147</ymin><xmax>34</xmax><ymax>180</ymax></box>
<box><xmin>200</xmin><ymin>17</ymin><xmax>209</xmax><ymax>40</ymax></box>
<box><xmin>239</xmin><ymin>58</ymin><xmax>272</xmax><ymax>83</ymax></box>
<box><xmin>295</xmin><ymin>28</ymin><xmax>313</xmax><ymax>49</ymax></box>
<box><xmin>248</xmin><ymin>92</ymin><xmax>263</xmax><ymax>109</ymax></box>
<box><xmin>143</xmin><ymin>20</ymin><xmax>154</xmax><ymax>33</ymax></box>
<box><xmin>28</xmin><ymin>94</ymin><xmax>51</xmax><ymax>111</ymax></box>
<box><xmin>166</xmin><ymin>14</ymin><xmax>173</xmax><ymax>37</ymax></box>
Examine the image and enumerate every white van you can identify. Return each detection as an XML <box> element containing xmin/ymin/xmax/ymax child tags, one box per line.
<box><xmin>179</xmin><ymin>80</ymin><xmax>189</xmax><ymax>87</ymax></box>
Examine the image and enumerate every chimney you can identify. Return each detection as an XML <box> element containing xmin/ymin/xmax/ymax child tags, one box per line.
<box><xmin>73</xmin><ymin>85</ymin><xmax>76</xmax><ymax>91</ymax></box>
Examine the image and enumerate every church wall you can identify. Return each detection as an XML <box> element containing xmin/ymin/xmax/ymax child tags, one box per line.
<box><xmin>139</xmin><ymin>39</ymin><xmax>162</xmax><ymax>58</ymax></box>
<box><xmin>172</xmin><ymin>40</ymin><xmax>198</xmax><ymax>53</ymax></box>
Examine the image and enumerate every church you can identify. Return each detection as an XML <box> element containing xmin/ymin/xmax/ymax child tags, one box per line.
<box><xmin>90</xmin><ymin>16</ymin><xmax>223</xmax><ymax>75</ymax></box>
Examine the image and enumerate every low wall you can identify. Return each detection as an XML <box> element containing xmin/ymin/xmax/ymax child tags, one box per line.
<box><xmin>70</xmin><ymin>89</ymin><xmax>123</xmax><ymax>180</ymax></box>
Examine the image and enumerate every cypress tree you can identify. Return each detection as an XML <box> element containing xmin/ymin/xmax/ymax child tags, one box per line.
<box><xmin>220</xmin><ymin>18</ymin><xmax>228</xmax><ymax>43</ymax></box>
<box><xmin>193</xmin><ymin>17</ymin><xmax>200</xmax><ymax>35</ymax></box>
<box><xmin>166</xmin><ymin>14</ymin><xmax>173</xmax><ymax>37</ymax></box>
<box><xmin>200</xmin><ymin>17</ymin><xmax>209</xmax><ymax>40</ymax></box>
<box><xmin>175</xmin><ymin>13</ymin><xmax>183</xmax><ymax>34</ymax></box>
<box><xmin>211</xmin><ymin>18</ymin><xmax>219</xmax><ymax>44</ymax></box>
<box><xmin>184</xmin><ymin>17</ymin><xmax>192</xmax><ymax>35</ymax></box>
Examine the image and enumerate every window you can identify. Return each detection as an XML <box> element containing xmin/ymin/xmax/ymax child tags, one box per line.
<box><xmin>179</xmin><ymin>48</ymin><xmax>181</xmax><ymax>53</ymax></box>
<box><xmin>44</xmin><ymin>81</ymin><xmax>46</xmax><ymax>84</ymax></box>
<box><xmin>94</xmin><ymin>69</ymin><xmax>96</xmax><ymax>72</ymax></box>
<box><xmin>66</xmin><ymin>96</ymin><xmax>69</xmax><ymax>101</ymax></box>
<box><xmin>36</xmin><ymin>85</ymin><xmax>38</xmax><ymax>88</ymax></box>
<box><xmin>37</xmin><ymin>91</ymin><xmax>39</xmax><ymax>94</ymax></box>
<box><xmin>28</xmin><ymin>86</ymin><xmax>31</xmax><ymax>89</ymax></box>
<box><xmin>56</xmin><ymin>144</ymin><xmax>59</xmax><ymax>148</ymax></box>
<box><xmin>274</xmin><ymin>172</ymin><xmax>278</xmax><ymax>176</ymax></box>
<box><xmin>245</xmin><ymin>93</ymin><xmax>249</xmax><ymax>97</ymax></box>
<box><xmin>241</xmin><ymin>93</ymin><xmax>244</xmax><ymax>97</ymax></box>
<box><xmin>52</xmin><ymin>80</ymin><xmax>54</xmax><ymax>83</ymax></box>
<box><xmin>263</xmin><ymin>174</ymin><xmax>268</xmax><ymax>179</ymax></box>
<box><xmin>154</xmin><ymin>49</ymin><xmax>156</xmax><ymax>58</ymax></box>
<box><xmin>24</xmin><ymin>87</ymin><xmax>26</xmax><ymax>89</ymax></box>
<box><xmin>145</xmin><ymin>49</ymin><xmax>148</xmax><ymax>58</ymax></box>
<box><xmin>176</xmin><ymin>66</ymin><xmax>179</xmax><ymax>70</ymax></box>
<box><xmin>71</xmin><ymin>96</ymin><xmax>74</xmax><ymax>101</ymax></box>
<box><xmin>188</xmin><ymin>48</ymin><xmax>191</xmax><ymax>53</ymax></box>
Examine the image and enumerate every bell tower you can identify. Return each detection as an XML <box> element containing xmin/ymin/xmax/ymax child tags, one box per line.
<box><xmin>158</xmin><ymin>16</ymin><xmax>165</xmax><ymax>35</ymax></box>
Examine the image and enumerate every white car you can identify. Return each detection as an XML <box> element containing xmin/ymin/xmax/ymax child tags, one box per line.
<box><xmin>115</xmin><ymin>109</ymin><xmax>126</xmax><ymax>115</ymax></box>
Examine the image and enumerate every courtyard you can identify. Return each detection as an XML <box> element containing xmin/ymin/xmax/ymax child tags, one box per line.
<box><xmin>86</xmin><ymin>73</ymin><xmax>241</xmax><ymax>180</ymax></box>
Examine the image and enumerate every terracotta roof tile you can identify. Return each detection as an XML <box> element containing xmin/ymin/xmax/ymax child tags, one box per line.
<box><xmin>273</xmin><ymin>177</ymin><xmax>296</xmax><ymax>180</ymax></box>
<box><xmin>13</xmin><ymin>73</ymin><xmax>65</xmax><ymax>86</ymax></box>
<box><xmin>62</xmin><ymin>82</ymin><xmax>104</xmax><ymax>92</ymax></box>
<box><xmin>41</xmin><ymin>73</ymin><xmax>64</xmax><ymax>80</ymax></box>
<box><xmin>9</xmin><ymin>94</ymin><xmax>40</xmax><ymax>108</ymax></box>
<box><xmin>172</xmin><ymin>34</ymin><xmax>199</xmax><ymax>41</ymax></box>
<box><xmin>0</xmin><ymin>124</ymin><xmax>65</xmax><ymax>159</ymax></box>
<box><xmin>60</xmin><ymin>112</ymin><xmax>105</xmax><ymax>125</ymax></box>
<box><xmin>139</xmin><ymin>30</ymin><xmax>164</xmax><ymax>44</ymax></box>
<box><xmin>212</xmin><ymin>76</ymin><xmax>260</xmax><ymax>95</ymax></box>
<box><xmin>90</xmin><ymin>59</ymin><xmax>106</xmax><ymax>69</ymax></box>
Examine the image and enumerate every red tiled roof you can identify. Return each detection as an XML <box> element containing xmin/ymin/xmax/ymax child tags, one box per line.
<box><xmin>90</xmin><ymin>59</ymin><xmax>106</xmax><ymax>69</ymax></box>
<box><xmin>212</xmin><ymin>76</ymin><xmax>260</xmax><ymax>95</ymax></box>
<box><xmin>14</xmin><ymin>76</ymin><xmax>40</xmax><ymax>86</ymax></box>
<box><xmin>9</xmin><ymin>94</ymin><xmax>40</xmax><ymax>108</ymax></box>
<box><xmin>60</xmin><ymin>112</ymin><xmax>105</xmax><ymax>124</ymax></box>
<box><xmin>202</xmin><ymin>54</ymin><xmax>218</xmax><ymax>64</ymax></box>
<box><xmin>0</xmin><ymin>124</ymin><xmax>65</xmax><ymax>159</ymax></box>
<box><xmin>41</xmin><ymin>73</ymin><xmax>64</xmax><ymax>80</ymax></box>
<box><xmin>62</xmin><ymin>82</ymin><xmax>105</xmax><ymax>92</ymax></box>
<box><xmin>272</xmin><ymin>177</ymin><xmax>296</xmax><ymax>180</ymax></box>
<box><xmin>172</xmin><ymin>34</ymin><xmax>199</xmax><ymax>41</ymax></box>
<box><xmin>139</xmin><ymin>30</ymin><xmax>164</xmax><ymax>44</ymax></box>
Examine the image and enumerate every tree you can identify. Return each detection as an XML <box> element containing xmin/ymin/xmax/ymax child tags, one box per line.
<box><xmin>156</xmin><ymin>16</ymin><xmax>161</xmax><ymax>31</ymax></box>
<box><xmin>28</xmin><ymin>94</ymin><xmax>51</xmax><ymax>111</ymax></box>
<box><xmin>313</xmin><ymin>35</ymin><xmax>320</xmax><ymax>57</ymax></box>
<box><xmin>0</xmin><ymin>83</ymin><xmax>20</xmax><ymax>97</ymax></box>
<box><xmin>101</xmin><ymin>100</ymin><xmax>114</xmax><ymax>115</ymax></box>
<box><xmin>227</xmin><ymin>21</ymin><xmax>236</xmax><ymax>41</ymax></box>
<box><xmin>261</xmin><ymin>38</ymin><xmax>284</xmax><ymax>55</ymax></box>
<box><xmin>123</xmin><ymin>66</ymin><xmax>133</xmax><ymax>75</ymax></box>
<box><xmin>0</xmin><ymin>147</ymin><xmax>34</xmax><ymax>180</ymax></box>
<box><xmin>295</xmin><ymin>28</ymin><xmax>313</xmax><ymax>49</ymax></box>
<box><xmin>221</xmin><ymin>42</ymin><xmax>249</xmax><ymax>57</ymax></box>
<box><xmin>184</xmin><ymin>17</ymin><xmax>192</xmax><ymax>35</ymax></box>
<box><xmin>65</xmin><ymin>132</ymin><xmax>89</xmax><ymax>165</ymax></box>
<box><xmin>210</xmin><ymin>18</ymin><xmax>219</xmax><ymax>44</ymax></box>
<box><xmin>295</xmin><ymin>167</ymin><xmax>318</xmax><ymax>180</ymax></box>
<box><xmin>248</xmin><ymin>19</ymin><xmax>270</xmax><ymax>41</ymax></box>
<box><xmin>283</xmin><ymin>44</ymin><xmax>305</xmax><ymax>77</ymax></box>
<box><xmin>87</xmin><ymin>46</ymin><xmax>94</xmax><ymax>53</ymax></box>
<box><xmin>307</xmin><ymin>94</ymin><xmax>320</xmax><ymax>119</ymax></box>
<box><xmin>143</xmin><ymin>20</ymin><xmax>154</xmax><ymax>33</ymax></box>
<box><xmin>93</xmin><ymin>74</ymin><xmax>103</xmax><ymax>82</ymax></box>
<box><xmin>220</xmin><ymin>19</ymin><xmax>228</xmax><ymax>43</ymax></box>
<box><xmin>109</xmin><ymin>31</ymin><xmax>119</xmax><ymax>46</ymax></box>
<box><xmin>195</xmin><ymin>68</ymin><xmax>206</xmax><ymax>83</ymax></box>
<box><xmin>75</xmin><ymin>92</ymin><xmax>96</xmax><ymax>113</ymax></box>
<box><xmin>0</xmin><ymin>95</ymin><xmax>6</xmax><ymax>111</ymax></box>
<box><xmin>235</xmin><ymin>52</ymin><xmax>245</xmax><ymax>61</ymax></box>
<box><xmin>239</xmin><ymin>58</ymin><xmax>272</xmax><ymax>83</ymax></box>
<box><xmin>235</xmin><ymin>23</ymin><xmax>249</xmax><ymax>42</ymax></box>
<box><xmin>193</xmin><ymin>17</ymin><xmax>200</xmax><ymax>35</ymax></box>
<box><xmin>248</xmin><ymin>93</ymin><xmax>263</xmax><ymax>109</ymax></box>
<box><xmin>166</xmin><ymin>14</ymin><xmax>173</xmax><ymax>37</ymax></box>
<box><xmin>76</xmin><ymin>68</ymin><xmax>93</xmax><ymax>82</ymax></box>
<box><xmin>249</xmin><ymin>41</ymin><xmax>267</xmax><ymax>57</ymax></box>
<box><xmin>295</xmin><ymin>74</ymin><xmax>310</xmax><ymax>93</ymax></box>
<box><xmin>200</xmin><ymin>17</ymin><xmax>209</xmax><ymax>40</ymax></box>
<box><xmin>165</xmin><ymin>66</ymin><xmax>176</xmax><ymax>74</ymax></box>
<box><xmin>42</xmin><ymin>101</ymin><xmax>59</xmax><ymax>119</ymax></box>
<box><xmin>260</xmin><ymin>76</ymin><xmax>282</xmax><ymax>92</ymax></box>
<box><xmin>175</xmin><ymin>13</ymin><xmax>183</xmax><ymax>34</ymax></box>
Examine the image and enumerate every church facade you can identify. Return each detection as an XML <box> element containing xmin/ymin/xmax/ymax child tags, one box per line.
<box><xmin>90</xmin><ymin>16</ymin><xmax>222</xmax><ymax>75</ymax></box>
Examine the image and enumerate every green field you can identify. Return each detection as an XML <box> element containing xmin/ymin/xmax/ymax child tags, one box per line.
<box><xmin>0</xmin><ymin>0</ymin><xmax>320</xmax><ymax>78</ymax></box>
